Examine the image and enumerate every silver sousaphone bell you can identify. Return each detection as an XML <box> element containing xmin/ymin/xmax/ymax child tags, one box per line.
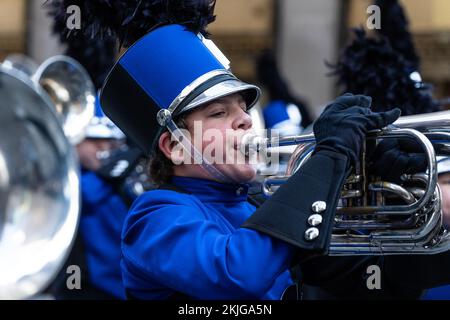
<box><xmin>0</xmin><ymin>55</ymin><xmax>95</xmax><ymax>299</ymax></box>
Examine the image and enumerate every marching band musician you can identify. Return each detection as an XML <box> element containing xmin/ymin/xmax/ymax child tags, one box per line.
<box><xmin>48</xmin><ymin>0</ymin><xmax>450</xmax><ymax>300</ymax></box>
<box><xmin>57</xmin><ymin>0</ymin><xmax>406</xmax><ymax>299</ymax></box>
<box><xmin>101</xmin><ymin>31</ymin><xmax>399</xmax><ymax>300</ymax></box>
<box><xmin>48</xmin><ymin>96</ymin><xmax>139</xmax><ymax>299</ymax></box>
<box><xmin>66</xmin><ymin>99</ymin><xmax>145</xmax><ymax>300</ymax></box>
<box><xmin>75</xmin><ymin>100</ymin><xmax>129</xmax><ymax>299</ymax></box>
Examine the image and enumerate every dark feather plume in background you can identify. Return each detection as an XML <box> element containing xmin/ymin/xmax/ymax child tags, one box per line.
<box><xmin>329</xmin><ymin>0</ymin><xmax>441</xmax><ymax>115</ymax></box>
<box><xmin>329</xmin><ymin>28</ymin><xmax>440</xmax><ymax>115</ymax></box>
<box><xmin>64</xmin><ymin>34</ymin><xmax>117</xmax><ymax>89</ymax></box>
<box><xmin>374</xmin><ymin>0</ymin><xmax>420</xmax><ymax>71</ymax></box>
<box><xmin>45</xmin><ymin>0</ymin><xmax>217</xmax><ymax>48</ymax></box>
<box><xmin>46</xmin><ymin>1</ymin><xmax>117</xmax><ymax>89</ymax></box>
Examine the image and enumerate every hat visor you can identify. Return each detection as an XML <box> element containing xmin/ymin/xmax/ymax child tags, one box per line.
<box><xmin>85</xmin><ymin>124</ymin><xmax>126</xmax><ymax>140</ymax></box>
<box><xmin>179</xmin><ymin>79</ymin><xmax>261</xmax><ymax>114</ymax></box>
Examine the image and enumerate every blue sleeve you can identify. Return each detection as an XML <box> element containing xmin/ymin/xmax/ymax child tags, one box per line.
<box><xmin>79</xmin><ymin>171</ymin><xmax>128</xmax><ymax>299</ymax></box>
<box><xmin>122</xmin><ymin>192</ymin><xmax>294</xmax><ymax>299</ymax></box>
<box><xmin>81</xmin><ymin>171</ymin><xmax>116</xmax><ymax>208</ymax></box>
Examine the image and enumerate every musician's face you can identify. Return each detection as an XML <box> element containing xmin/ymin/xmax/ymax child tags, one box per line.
<box><xmin>76</xmin><ymin>138</ymin><xmax>123</xmax><ymax>171</ymax></box>
<box><xmin>160</xmin><ymin>93</ymin><xmax>257</xmax><ymax>183</ymax></box>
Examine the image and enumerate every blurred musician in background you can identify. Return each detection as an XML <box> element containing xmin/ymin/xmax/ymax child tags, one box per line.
<box><xmin>256</xmin><ymin>49</ymin><xmax>313</xmax><ymax>136</ymax></box>
<box><xmin>43</xmin><ymin>25</ymin><xmax>149</xmax><ymax>298</ymax></box>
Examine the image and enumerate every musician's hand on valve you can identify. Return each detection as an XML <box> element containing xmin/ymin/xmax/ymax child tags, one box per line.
<box><xmin>368</xmin><ymin>139</ymin><xmax>428</xmax><ymax>184</ymax></box>
<box><xmin>313</xmin><ymin>93</ymin><xmax>401</xmax><ymax>167</ymax></box>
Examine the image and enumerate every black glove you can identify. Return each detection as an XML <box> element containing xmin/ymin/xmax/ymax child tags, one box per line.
<box><xmin>95</xmin><ymin>146</ymin><xmax>143</xmax><ymax>182</ymax></box>
<box><xmin>95</xmin><ymin>145</ymin><xmax>145</xmax><ymax>205</ymax></box>
<box><xmin>313</xmin><ymin>93</ymin><xmax>401</xmax><ymax>167</ymax></box>
<box><xmin>368</xmin><ymin>139</ymin><xmax>428</xmax><ymax>183</ymax></box>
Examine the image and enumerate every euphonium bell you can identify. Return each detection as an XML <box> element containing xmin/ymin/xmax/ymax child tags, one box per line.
<box><xmin>33</xmin><ymin>55</ymin><xmax>96</xmax><ymax>145</ymax></box>
<box><xmin>0</xmin><ymin>55</ymin><xmax>95</xmax><ymax>299</ymax></box>
<box><xmin>243</xmin><ymin>110</ymin><xmax>450</xmax><ymax>255</ymax></box>
<box><xmin>2</xmin><ymin>54</ymin><xmax>96</xmax><ymax>145</ymax></box>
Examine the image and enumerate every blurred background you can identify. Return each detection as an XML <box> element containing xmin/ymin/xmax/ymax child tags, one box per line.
<box><xmin>0</xmin><ymin>0</ymin><xmax>449</xmax><ymax>117</ymax></box>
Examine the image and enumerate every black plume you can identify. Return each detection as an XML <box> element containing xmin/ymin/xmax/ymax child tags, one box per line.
<box><xmin>256</xmin><ymin>49</ymin><xmax>313</xmax><ymax>127</ymax></box>
<box><xmin>329</xmin><ymin>28</ymin><xmax>440</xmax><ymax>116</ymax></box>
<box><xmin>65</xmin><ymin>34</ymin><xmax>117</xmax><ymax>89</ymax></box>
<box><xmin>45</xmin><ymin>0</ymin><xmax>217</xmax><ymax>47</ymax></box>
<box><xmin>46</xmin><ymin>0</ymin><xmax>117</xmax><ymax>89</ymax></box>
<box><xmin>45</xmin><ymin>0</ymin><xmax>119</xmax><ymax>40</ymax></box>
<box><xmin>374</xmin><ymin>0</ymin><xmax>420</xmax><ymax>71</ymax></box>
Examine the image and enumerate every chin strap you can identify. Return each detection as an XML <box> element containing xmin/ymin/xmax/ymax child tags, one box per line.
<box><xmin>157</xmin><ymin>109</ymin><xmax>234</xmax><ymax>184</ymax></box>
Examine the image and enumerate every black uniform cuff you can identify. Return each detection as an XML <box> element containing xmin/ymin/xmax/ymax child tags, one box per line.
<box><xmin>242</xmin><ymin>150</ymin><xmax>349</xmax><ymax>254</ymax></box>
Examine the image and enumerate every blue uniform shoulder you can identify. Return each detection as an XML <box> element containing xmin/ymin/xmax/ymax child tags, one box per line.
<box><xmin>130</xmin><ymin>189</ymin><xmax>198</xmax><ymax>211</ymax></box>
<box><xmin>125</xmin><ymin>189</ymin><xmax>204</xmax><ymax>227</ymax></box>
<box><xmin>121</xmin><ymin>188</ymin><xmax>209</xmax><ymax>277</ymax></box>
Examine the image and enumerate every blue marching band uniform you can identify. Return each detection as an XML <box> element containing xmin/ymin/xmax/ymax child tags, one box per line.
<box><xmin>99</xmin><ymin>22</ymin><xmax>450</xmax><ymax>299</ymax></box>
<box><xmin>121</xmin><ymin>177</ymin><xmax>293</xmax><ymax>299</ymax></box>
<box><xmin>100</xmin><ymin>23</ymin><xmax>354</xmax><ymax>299</ymax></box>
<box><xmin>79</xmin><ymin>168</ymin><xmax>128</xmax><ymax>299</ymax></box>
<box><xmin>78</xmin><ymin>100</ymin><xmax>129</xmax><ymax>299</ymax></box>
<box><xmin>51</xmin><ymin>98</ymin><xmax>144</xmax><ymax>299</ymax></box>
<box><xmin>46</xmin><ymin>0</ymin><xmax>450</xmax><ymax>300</ymax></box>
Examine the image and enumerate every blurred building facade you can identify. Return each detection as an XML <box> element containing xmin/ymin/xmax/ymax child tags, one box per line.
<box><xmin>0</xmin><ymin>0</ymin><xmax>448</xmax><ymax>117</ymax></box>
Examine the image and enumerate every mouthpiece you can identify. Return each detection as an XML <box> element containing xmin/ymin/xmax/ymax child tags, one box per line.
<box><xmin>241</xmin><ymin>134</ymin><xmax>268</xmax><ymax>156</ymax></box>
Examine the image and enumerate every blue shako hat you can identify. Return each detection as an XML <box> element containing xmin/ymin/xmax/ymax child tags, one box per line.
<box><xmin>100</xmin><ymin>24</ymin><xmax>260</xmax><ymax>155</ymax></box>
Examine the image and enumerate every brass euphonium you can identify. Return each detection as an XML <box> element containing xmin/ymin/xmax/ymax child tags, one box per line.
<box><xmin>0</xmin><ymin>55</ymin><xmax>95</xmax><ymax>299</ymax></box>
<box><xmin>243</xmin><ymin>110</ymin><xmax>450</xmax><ymax>256</ymax></box>
<box><xmin>32</xmin><ymin>55</ymin><xmax>96</xmax><ymax>144</ymax></box>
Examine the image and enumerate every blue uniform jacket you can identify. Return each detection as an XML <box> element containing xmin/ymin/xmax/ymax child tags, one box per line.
<box><xmin>121</xmin><ymin>176</ymin><xmax>294</xmax><ymax>299</ymax></box>
<box><xmin>422</xmin><ymin>285</ymin><xmax>450</xmax><ymax>300</ymax></box>
<box><xmin>80</xmin><ymin>170</ymin><xmax>128</xmax><ymax>299</ymax></box>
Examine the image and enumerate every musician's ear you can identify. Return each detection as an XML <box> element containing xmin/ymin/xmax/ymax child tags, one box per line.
<box><xmin>158</xmin><ymin>131</ymin><xmax>184</xmax><ymax>164</ymax></box>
